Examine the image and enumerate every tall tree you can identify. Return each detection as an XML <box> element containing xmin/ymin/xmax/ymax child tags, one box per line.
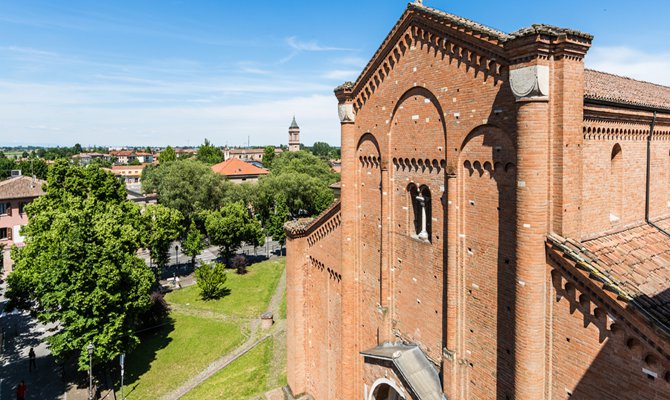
<box><xmin>196</xmin><ymin>139</ymin><xmax>224</xmax><ymax>165</ymax></box>
<box><xmin>270</xmin><ymin>150</ymin><xmax>338</xmax><ymax>184</ymax></box>
<box><xmin>205</xmin><ymin>202</ymin><xmax>264</xmax><ymax>261</ymax></box>
<box><xmin>257</xmin><ymin>172</ymin><xmax>333</xmax><ymax>220</ymax></box>
<box><xmin>263</xmin><ymin>146</ymin><xmax>276</xmax><ymax>168</ymax></box>
<box><xmin>16</xmin><ymin>159</ymin><xmax>49</xmax><ymax>180</ymax></box>
<box><xmin>142</xmin><ymin>204</ymin><xmax>184</xmax><ymax>271</ymax></box>
<box><xmin>181</xmin><ymin>221</ymin><xmax>206</xmax><ymax>269</ymax></box>
<box><xmin>6</xmin><ymin>161</ymin><xmax>154</xmax><ymax>370</ymax></box>
<box><xmin>0</xmin><ymin>157</ymin><xmax>15</xmax><ymax>179</ymax></box>
<box><xmin>158</xmin><ymin>146</ymin><xmax>177</xmax><ymax>163</ymax></box>
<box><xmin>265</xmin><ymin>193</ymin><xmax>290</xmax><ymax>247</ymax></box>
<box><xmin>310</xmin><ymin>142</ymin><xmax>335</xmax><ymax>160</ymax></box>
<box><xmin>141</xmin><ymin>159</ymin><xmax>227</xmax><ymax>219</ymax></box>
<box><xmin>73</xmin><ymin>143</ymin><xmax>83</xmax><ymax>154</ymax></box>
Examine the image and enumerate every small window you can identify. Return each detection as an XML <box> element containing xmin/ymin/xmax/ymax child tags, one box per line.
<box><xmin>0</xmin><ymin>227</ymin><xmax>9</xmax><ymax>240</ymax></box>
<box><xmin>19</xmin><ymin>202</ymin><xmax>27</xmax><ymax>214</ymax></box>
<box><xmin>408</xmin><ymin>184</ymin><xmax>431</xmax><ymax>242</ymax></box>
<box><xmin>0</xmin><ymin>202</ymin><xmax>10</xmax><ymax>215</ymax></box>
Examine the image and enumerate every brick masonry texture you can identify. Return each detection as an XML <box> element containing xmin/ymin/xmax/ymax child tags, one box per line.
<box><xmin>285</xmin><ymin>3</ymin><xmax>670</xmax><ymax>399</ymax></box>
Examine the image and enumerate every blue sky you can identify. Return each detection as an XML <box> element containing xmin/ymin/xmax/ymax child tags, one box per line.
<box><xmin>0</xmin><ymin>0</ymin><xmax>668</xmax><ymax>147</ymax></box>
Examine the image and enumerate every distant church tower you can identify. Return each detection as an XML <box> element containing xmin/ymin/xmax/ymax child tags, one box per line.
<box><xmin>288</xmin><ymin>116</ymin><xmax>300</xmax><ymax>152</ymax></box>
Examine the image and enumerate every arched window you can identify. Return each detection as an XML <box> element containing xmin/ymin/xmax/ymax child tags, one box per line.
<box><xmin>408</xmin><ymin>183</ymin><xmax>431</xmax><ymax>242</ymax></box>
<box><xmin>609</xmin><ymin>144</ymin><xmax>622</xmax><ymax>222</ymax></box>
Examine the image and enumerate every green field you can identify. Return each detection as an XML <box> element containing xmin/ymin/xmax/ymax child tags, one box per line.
<box><xmin>118</xmin><ymin>258</ymin><xmax>286</xmax><ymax>399</ymax></box>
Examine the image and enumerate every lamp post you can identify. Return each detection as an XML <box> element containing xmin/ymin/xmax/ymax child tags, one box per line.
<box><xmin>175</xmin><ymin>244</ymin><xmax>179</xmax><ymax>273</ymax></box>
<box><xmin>87</xmin><ymin>342</ymin><xmax>94</xmax><ymax>400</ymax></box>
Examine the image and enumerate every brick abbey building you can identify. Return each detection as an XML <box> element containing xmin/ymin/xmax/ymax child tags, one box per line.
<box><xmin>285</xmin><ymin>2</ymin><xmax>670</xmax><ymax>399</ymax></box>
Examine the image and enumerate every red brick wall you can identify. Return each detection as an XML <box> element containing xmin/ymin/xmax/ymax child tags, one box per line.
<box><xmin>549</xmin><ymin>264</ymin><xmax>670</xmax><ymax>400</ymax></box>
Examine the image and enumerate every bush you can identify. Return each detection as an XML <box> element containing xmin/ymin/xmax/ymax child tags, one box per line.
<box><xmin>231</xmin><ymin>255</ymin><xmax>248</xmax><ymax>275</ymax></box>
<box><xmin>195</xmin><ymin>262</ymin><xmax>229</xmax><ymax>300</ymax></box>
<box><xmin>139</xmin><ymin>291</ymin><xmax>171</xmax><ymax>328</ymax></box>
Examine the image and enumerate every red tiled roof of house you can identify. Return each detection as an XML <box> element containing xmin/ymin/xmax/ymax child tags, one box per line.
<box><xmin>211</xmin><ymin>158</ymin><xmax>269</xmax><ymax>177</ymax></box>
<box><xmin>574</xmin><ymin>218</ymin><xmax>670</xmax><ymax>330</ymax></box>
<box><xmin>0</xmin><ymin>176</ymin><xmax>46</xmax><ymax>200</ymax></box>
<box><xmin>110</xmin><ymin>150</ymin><xmax>134</xmax><ymax>156</ymax></box>
<box><xmin>584</xmin><ymin>69</ymin><xmax>670</xmax><ymax>111</ymax></box>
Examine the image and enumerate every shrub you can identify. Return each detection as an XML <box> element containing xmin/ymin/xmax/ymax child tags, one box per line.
<box><xmin>195</xmin><ymin>262</ymin><xmax>229</xmax><ymax>300</ymax></box>
<box><xmin>139</xmin><ymin>291</ymin><xmax>171</xmax><ymax>328</ymax></box>
<box><xmin>231</xmin><ymin>254</ymin><xmax>248</xmax><ymax>275</ymax></box>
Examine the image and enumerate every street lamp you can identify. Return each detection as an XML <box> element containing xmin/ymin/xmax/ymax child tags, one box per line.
<box><xmin>175</xmin><ymin>244</ymin><xmax>179</xmax><ymax>273</ymax></box>
<box><xmin>87</xmin><ymin>342</ymin><xmax>95</xmax><ymax>400</ymax></box>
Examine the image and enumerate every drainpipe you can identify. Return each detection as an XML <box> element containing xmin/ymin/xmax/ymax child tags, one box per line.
<box><xmin>644</xmin><ymin>111</ymin><xmax>670</xmax><ymax>237</ymax></box>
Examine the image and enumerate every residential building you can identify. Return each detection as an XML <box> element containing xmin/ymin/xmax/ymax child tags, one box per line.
<box><xmin>109</xmin><ymin>150</ymin><xmax>137</xmax><ymax>165</ymax></box>
<box><xmin>224</xmin><ymin>147</ymin><xmax>283</xmax><ymax>163</ymax></box>
<box><xmin>111</xmin><ymin>164</ymin><xmax>147</xmax><ymax>184</ymax></box>
<box><xmin>71</xmin><ymin>152</ymin><xmax>110</xmax><ymax>165</ymax></box>
<box><xmin>0</xmin><ymin>175</ymin><xmax>45</xmax><ymax>274</ymax></box>
<box><xmin>211</xmin><ymin>158</ymin><xmax>269</xmax><ymax>183</ymax></box>
<box><xmin>135</xmin><ymin>152</ymin><xmax>155</xmax><ymax>164</ymax></box>
<box><xmin>285</xmin><ymin>3</ymin><xmax>670</xmax><ymax>400</ymax></box>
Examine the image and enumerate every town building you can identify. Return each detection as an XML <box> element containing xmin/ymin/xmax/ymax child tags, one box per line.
<box><xmin>289</xmin><ymin>116</ymin><xmax>301</xmax><ymax>152</ymax></box>
<box><xmin>109</xmin><ymin>150</ymin><xmax>137</xmax><ymax>165</ymax></box>
<box><xmin>211</xmin><ymin>157</ymin><xmax>269</xmax><ymax>183</ymax></box>
<box><xmin>0</xmin><ymin>175</ymin><xmax>45</xmax><ymax>274</ymax></box>
<box><xmin>285</xmin><ymin>3</ymin><xmax>670</xmax><ymax>400</ymax></box>
<box><xmin>71</xmin><ymin>152</ymin><xmax>111</xmax><ymax>165</ymax></box>
<box><xmin>135</xmin><ymin>152</ymin><xmax>155</xmax><ymax>164</ymax></box>
<box><xmin>111</xmin><ymin>164</ymin><xmax>146</xmax><ymax>185</ymax></box>
<box><xmin>224</xmin><ymin>147</ymin><xmax>283</xmax><ymax>163</ymax></box>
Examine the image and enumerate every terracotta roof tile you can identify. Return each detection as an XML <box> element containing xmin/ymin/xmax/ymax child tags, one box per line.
<box><xmin>584</xmin><ymin>69</ymin><xmax>670</xmax><ymax>111</ymax></box>
<box><xmin>0</xmin><ymin>176</ymin><xmax>46</xmax><ymax>200</ymax></box>
<box><xmin>579</xmin><ymin>218</ymin><xmax>670</xmax><ymax>329</ymax></box>
<box><xmin>210</xmin><ymin>158</ymin><xmax>269</xmax><ymax>177</ymax></box>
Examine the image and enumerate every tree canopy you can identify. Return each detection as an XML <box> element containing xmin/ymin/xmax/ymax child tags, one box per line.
<box><xmin>141</xmin><ymin>159</ymin><xmax>227</xmax><ymax>219</ymax></box>
<box><xmin>158</xmin><ymin>146</ymin><xmax>176</xmax><ymax>163</ymax></box>
<box><xmin>196</xmin><ymin>139</ymin><xmax>224</xmax><ymax>165</ymax></box>
<box><xmin>263</xmin><ymin>146</ymin><xmax>276</xmax><ymax>168</ymax></box>
<box><xmin>269</xmin><ymin>150</ymin><xmax>338</xmax><ymax>184</ymax></box>
<box><xmin>6</xmin><ymin>161</ymin><xmax>155</xmax><ymax>370</ymax></box>
<box><xmin>205</xmin><ymin>202</ymin><xmax>264</xmax><ymax>260</ymax></box>
<box><xmin>142</xmin><ymin>204</ymin><xmax>184</xmax><ymax>269</ymax></box>
<box><xmin>181</xmin><ymin>220</ymin><xmax>206</xmax><ymax>268</ymax></box>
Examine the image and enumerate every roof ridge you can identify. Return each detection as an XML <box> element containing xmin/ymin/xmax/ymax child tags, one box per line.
<box><xmin>586</xmin><ymin>68</ymin><xmax>670</xmax><ymax>91</ymax></box>
<box><xmin>411</xmin><ymin>3</ymin><xmax>510</xmax><ymax>40</ymax></box>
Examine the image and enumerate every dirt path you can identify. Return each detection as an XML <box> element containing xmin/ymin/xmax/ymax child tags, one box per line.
<box><xmin>163</xmin><ymin>267</ymin><xmax>287</xmax><ymax>400</ymax></box>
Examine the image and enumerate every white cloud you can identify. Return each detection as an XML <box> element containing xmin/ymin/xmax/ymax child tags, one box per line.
<box><xmin>585</xmin><ymin>46</ymin><xmax>670</xmax><ymax>86</ymax></box>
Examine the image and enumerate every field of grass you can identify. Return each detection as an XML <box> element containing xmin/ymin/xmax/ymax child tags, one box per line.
<box><xmin>118</xmin><ymin>258</ymin><xmax>286</xmax><ymax>399</ymax></box>
<box><xmin>279</xmin><ymin>290</ymin><xmax>287</xmax><ymax>319</ymax></box>
<box><xmin>166</xmin><ymin>258</ymin><xmax>284</xmax><ymax>318</ymax></box>
<box><xmin>121</xmin><ymin>314</ymin><xmax>245</xmax><ymax>399</ymax></box>
<box><xmin>182</xmin><ymin>337</ymin><xmax>273</xmax><ymax>400</ymax></box>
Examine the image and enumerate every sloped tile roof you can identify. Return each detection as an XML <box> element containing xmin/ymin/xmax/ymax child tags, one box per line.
<box><xmin>584</xmin><ymin>69</ymin><xmax>670</xmax><ymax>111</ymax></box>
<box><xmin>211</xmin><ymin>158</ymin><xmax>269</xmax><ymax>177</ymax></box>
<box><xmin>578</xmin><ymin>218</ymin><xmax>670</xmax><ymax>329</ymax></box>
<box><xmin>0</xmin><ymin>176</ymin><xmax>46</xmax><ymax>200</ymax></box>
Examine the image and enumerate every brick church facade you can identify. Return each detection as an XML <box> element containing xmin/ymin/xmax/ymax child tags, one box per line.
<box><xmin>285</xmin><ymin>2</ymin><xmax>670</xmax><ymax>399</ymax></box>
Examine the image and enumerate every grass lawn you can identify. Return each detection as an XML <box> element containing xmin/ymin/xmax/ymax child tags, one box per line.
<box><xmin>181</xmin><ymin>336</ymin><xmax>275</xmax><ymax>400</ymax></box>
<box><xmin>118</xmin><ymin>258</ymin><xmax>285</xmax><ymax>399</ymax></box>
<box><xmin>166</xmin><ymin>258</ymin><xmax>285</xmax><ymax>318</ymax></box>
<box><xmin>279</xmin><ymin>290</ymin><xmax>286</xmax><ymax>319</ymax></box>
<box><xmin>120</xmin><ymin>313</ymin><xmax>245</xmax><ymax>399</ymax></box>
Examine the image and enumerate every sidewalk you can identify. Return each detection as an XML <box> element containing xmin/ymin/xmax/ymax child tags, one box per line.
<box><xmin>0</xmin><ymin>283</ymin><xmax>65</xmax><ymax>400</ymax></box>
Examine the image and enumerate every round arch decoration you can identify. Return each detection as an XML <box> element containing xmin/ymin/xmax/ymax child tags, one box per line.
<box><xmin>368</xmin><ymin>377</ymin><xmax>407</xmax><ymax>400</ymax></box>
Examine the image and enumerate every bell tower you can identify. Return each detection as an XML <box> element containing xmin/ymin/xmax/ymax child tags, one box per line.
<box><xmin>288</xmin><ymin>116</ymin><xmax>300</xmax><ymax>152</ymax></box>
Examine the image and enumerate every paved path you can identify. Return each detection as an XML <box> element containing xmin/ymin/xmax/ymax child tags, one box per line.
<box><xmin>162</xmin><ymin>267</ymin><xmax>287</xmax><ymax>400</ymax></box>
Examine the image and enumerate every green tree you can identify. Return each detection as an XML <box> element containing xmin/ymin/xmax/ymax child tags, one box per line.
<box><xmin>144</xmin><ymin>146</ymin><xmax>152</xmax><ymax>154</ymax></box>
<box><xmin>205</xmin><ymin>202</ymin><xmax>264</xmax><ymax>260</ymax></box>
<box><xmin>0</xmin><ymin>157</ymin><xmax>15</xmax><ymax>179</ymax></box>
<box><xmin>16</xmin><ymin>159</ymin><xmax>49</xmax><ymax>180</ymax></box>
<box><xmin>141</xmin><ymin>159</ymin><xmax>227</xmax><ymax>219</ymax></box>
<box><xmin>142</xmin><ymin>204</ymin><xmax>184</xmax><ymax>270</ymax></box>
<box><xmin>265</xmin><ymin>193</ymin><xmax>290</xmax><ymax>247</ymax></box>
<box><xmin>128</xmin><ymin>158</ymin><xmax>141</xmax><ymax>166</ymax></box>
<box><xmin>73</xmin><ymin>143</ymin><xmax>83</xmax><ymax>154</ymax></box>
<box><xmin>311</xmin><ymin>142</ymin><xmax>335</xmax><ymax>160</ymax></box>
<box><xmin>6</xmin><ymin>161</ymin><xmax>154</xmax><ymax>370</ymax></box>
<box><xmin>195</xmin><ymin>261</ymin><xmax>228</xmax><ymax>300</ymax></box>
<box><xmin>263</xmin><ymin>146</ymin><xmax>276</xmax><ymax>168</ymax></box>
<box><xmin>158</xmin><ymin>146</ymin><xmax>177</xmax><ymax>163</ymax></box>
<box><xmin>196</xmin><ymin>139</ymin><xmax>224</xmax><ymax>165</ymax></box>
<box><xmin>181</xmin><ymin>221</ymin><xmax>206</xmax><ymax>269</ymax></box>
<box><xmin>257</xmin><ymin>172</ymin><xmax>333</xmax><ymax>220</ymax></box>
<box><xmin>270</xmin><ymin>150</ymin><xmax>338</xmax><ymax>184</ymax></box>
